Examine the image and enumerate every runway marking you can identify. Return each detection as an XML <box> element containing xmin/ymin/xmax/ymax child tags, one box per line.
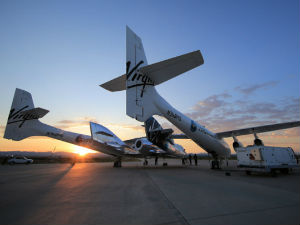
<box><xmin>144</xmin><ymin>171</ymin><xmax>191</xmax><ymax>225</ymax></box>
<box><xmin>188</xmin><ymin>203</ymin><xmax>299</xmax><ymax>222</ymax></box>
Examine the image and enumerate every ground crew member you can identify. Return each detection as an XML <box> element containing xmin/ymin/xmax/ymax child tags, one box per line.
<box><xmin>189</xmin><ymin>154</ymin><xmax>192</xmax><ymax>165</ymax></box>
<box><xmin>194</xmin><ymin>154</ymin><xmax>198</xmax><ymax>166</ymax></box>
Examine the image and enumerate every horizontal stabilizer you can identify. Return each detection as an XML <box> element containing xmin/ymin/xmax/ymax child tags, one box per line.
<box><xmin>20</xmin><ymin>107</ymin><xmax>49</xmax><ymax>119</ymax></box>
<box><xmin>100</xmin><ymin>50</ymin><xmax>204</xmax><ymax>92</ymax></box>
<box><xmin>139</xmin><ymin>50</ymin><xmax>204</xmax><ymax>85</ymax></box>
<box><xmin>100</xmin><ymin>74</ymin><xmax>126</xmax><ymax>92</ymax></box>
<box><xmin>4</xmin><ymin>89</ymin><xmax>47</xmax><ymax>141</ymax></box>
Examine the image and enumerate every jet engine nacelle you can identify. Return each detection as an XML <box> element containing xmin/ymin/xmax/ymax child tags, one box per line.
<box><xmin>233</xmin><ymin>141</ymin><xmax>243</xmax><ymax>149</ymax></box>
<box><xmin>134</xmin><ymin>138</ymin><xmax>157</xmax><ymax>154</ymax></box>
<box><xmin>134</xmin><ymin>138</ymin><xmax>147</xmax><ymax>151</ymax></box>
<box><xmin>232</xmin><ymin>136</ymin><xmax>243</xmax><ymax>150</ymax></box>
<box><xmin>254</xmin><ymin>138</ymin><xmax>264</xmax><ymax>146</ymax></box>
<box><xmin>253</xmin><ymin>133</ymin><xmax>264</xmax><ymax>146</ymax></box>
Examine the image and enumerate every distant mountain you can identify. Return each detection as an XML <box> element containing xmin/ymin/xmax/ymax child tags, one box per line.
<box><xmin>0</xmin><ymin>151</ymin><xmax>109</xmax><ymax>158</ymax></box>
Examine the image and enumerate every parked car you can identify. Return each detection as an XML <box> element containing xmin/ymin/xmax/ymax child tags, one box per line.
<box><xmin>8</xmin><ymin>156</ymin><xmax>33</xmax><ymax>165</ymax></box>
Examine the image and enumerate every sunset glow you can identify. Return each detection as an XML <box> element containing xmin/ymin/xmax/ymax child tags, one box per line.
<box><xmin>0</xmin><ymin>1</ymin><xmax>299</xmax><ymax>155</ymax></box>
<box><xmin>73</xmin><ymin>145</ymin><xmax>96</xmax><ymax>156</ymax></box>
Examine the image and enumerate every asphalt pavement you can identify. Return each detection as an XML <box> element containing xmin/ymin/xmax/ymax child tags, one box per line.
<box><xmin>0</xmin><ymin>160</ymin><xmax>299</xmax><ymax>225</ymax></box>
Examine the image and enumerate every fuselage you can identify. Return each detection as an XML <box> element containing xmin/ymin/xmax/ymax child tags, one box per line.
<box><xmin>31</xmin><ymin>121</ymin><xmax>138</xmax><ymax>157</ymax></box>
<box><xmin>163</xmin><ymin>140</ymin><xmax>186</xmax><ymax>157</ymax></box>
<box><xmin>152</xmin><ymin>89</ymin><xmax>231</xmax><ymax>158</ymax></box>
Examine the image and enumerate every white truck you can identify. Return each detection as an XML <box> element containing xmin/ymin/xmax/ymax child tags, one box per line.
<box><xmin>236</xmin><ymin>146</ymin><xmax>299</xmax><ymax>175</ymax></box>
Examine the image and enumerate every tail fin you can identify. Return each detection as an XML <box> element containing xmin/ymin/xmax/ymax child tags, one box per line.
<box><xmin>144</xmin><ymin>116</ymin><xmax>173</xmax><ymax>144</ymax></box>
<box><xmin>145</xmin><ymin>116</ymin><xmax>163</xmax><ymax>133</ymax></box>
<box><xmin>126</xmin><ymin>26</ymin><xmax>148</xmax><ymax>70</ymax></box>
<box><xmin>126</xmin><ymin>26</ymin><xmax>154</xmax><ymax>121</ymax></box>
<box><xmin>125</xmin><ymin>27</ymin><xmax>204</xmax><ymax>122</ymax></box>
<box><xmin>101</xmin><ymin>26</ymin><xmax>204</xmax><ymax>122</ymax></box>
<box><xmin>4</xmin><ymin>88</ymin><xmax>49</xmax><ymax>141</ymax></box>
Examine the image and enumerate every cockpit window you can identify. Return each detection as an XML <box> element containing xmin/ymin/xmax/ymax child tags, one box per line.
<box><xmin>96</xmin><ymin>131</ymin><xmax>114</xmax><ymax>137</ymax></box>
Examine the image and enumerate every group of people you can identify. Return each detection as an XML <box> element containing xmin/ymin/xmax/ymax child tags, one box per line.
<box><xmin>182</xmin><ymin>154</ymin><xmax>198</xmax><ymax>166</ymax></box>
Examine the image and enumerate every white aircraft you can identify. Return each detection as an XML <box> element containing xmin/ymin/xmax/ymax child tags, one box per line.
<box><xmin>3</xmin><ymin>88</ymin><xmax>186</xmax><ymax>167</ymax></box>
<box><xmin>101</xmin><ymin>26</ymin><xmax>300</xmax><ymax>169</ymax></box>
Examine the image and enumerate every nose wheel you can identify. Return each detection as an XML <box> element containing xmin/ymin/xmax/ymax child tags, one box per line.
<box><xmin>113</xmin><ymin>158</ymin><xmax>122</xmax><ymax>167</ymax></box>
<box><xmin>211</xmin><ymin>160</ymin><xmax>220</xmax><ymax>169</ymax></box>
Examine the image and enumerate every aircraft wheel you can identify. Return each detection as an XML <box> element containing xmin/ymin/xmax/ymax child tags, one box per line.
<box><xmin>271</xmin><ymin>169</ymin><xmax>277</xmax><ymax>177</ymax></box>
<box><xmin>182</xmin><ymin>159</ymin><xmax>185</xmax><ymax>165</ymax></box>
<box><xmin>216</xmin><ymin>161</ymin><xmax>220</xmax><ymax>169</ymax></box>
<box><xmin>280</xmin><ymin>168</ymin><xmax>289</xmax><ymax>174</ymax></box>
<box><xmin>113</xmin><ymin>161</ymin><xmax>121</xmax><ymax>168</ymax></box>
<box><xmin>211</xmin><ymin>161</ymin><xmax>215</xmax><ymax>169</ymax></box>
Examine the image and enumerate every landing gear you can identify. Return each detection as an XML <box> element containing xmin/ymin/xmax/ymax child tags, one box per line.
<box><xmin>113</xmin><ymin>158</ymin><xmax>122</xmax><ymax>168</ymax></box>
<box><xmin>143</xmin><ymin>159</ymin><xmax>148</xmax><ymax>166</ymax></box>
<box><xmin>162</xmin><ymin>157</ymin><xmax>168</xmax><ymax>166</ymax></box>
<box><xmin>280</xmin><ymin>168</ymin><xmax>289</xmax><ymax>174</ymax></box>
<box><xmin>271</xmin><ymin>169</ymin><xmax>277</xmax><ymax>177</ymax></box>
<box><xmin>210</xmin><ymin>159</ymin><xmax>220</xmax><ymax>169</ymax></box>
<box><xmin>245</xmin><ymin>170</ymin><xmax>251</xmax><ymax>175</ymax></box>
<box><xmin>155</xmin><ymin>157</ymin><xmax>158</xmax><ymax>166</ymax></box>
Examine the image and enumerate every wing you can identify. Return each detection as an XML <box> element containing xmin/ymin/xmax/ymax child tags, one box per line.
<box><xmin>171</xmin><ymin>121</ymin><xmax>300</xmax><ymax>139</ymax></box>
<box><xmin>216</xmin><ymin>121</ymin><xmax>300</xmax><ymax>138</ymax></box>
<box><xmin>90</xmin><ymin>122</ymin><xmax>141</xmax><ymax>156</ymax></box>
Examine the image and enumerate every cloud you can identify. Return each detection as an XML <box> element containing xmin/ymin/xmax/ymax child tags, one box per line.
<box><xmin>186</xmin><ymin>91</ymin><xmax>299</xmax><ymax>130</ymax></box>
<box><xmin>266</xmin><ymin>127</ymin><xmax>300</xmax><ymax>138</ymax></box>
<box><xmin>121</xmin><ymin>124</ymin><xmax>144</xmax><ymax>132</ymax></box>
<box><xmin>155</xmin><ymin>81</ymin><xmax>299</xmax><ymax>152</ymax></box>
<box><xmin>0</xmin><ymin>125</ymin><xmax>5</xmax><ymax>136</ymax></box>
<box><xmin>107</xmin><ymin>123</ymin><xmax>145</xmax><ymax>132</ymax></box>
<box><xmin>187</xmin><ymin>93</ymin><xmax>231</xmax><ymax>119</ymax></box>
<box><xmin>236</xmin><ymin>81</ymin><xmax>279</xmax><ymax>95</ymax></box>
<box><xmin>55</xmin><ymin>117</ymin><xmax>145</xmax><ymax>134</ymax></box>
<box><xmin>56</xmin><ymin>117</ymin><xmax>99</xmax><ymax>129</ymax></box>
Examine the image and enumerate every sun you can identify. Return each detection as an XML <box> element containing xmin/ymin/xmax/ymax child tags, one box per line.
<box><xmin>73</xmin><ymin>145</ymin><xmax>93</xmax><ymax>156</ymax></box>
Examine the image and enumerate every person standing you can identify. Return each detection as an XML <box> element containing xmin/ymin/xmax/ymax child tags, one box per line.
<box><xmin>194</xmin><ymin>154</ymin><xmax>198</xmax><ymax>166</ymax></box>
<box><xmin>189</xmin><ymin>154</ymin><xmax>192</xmax><ymax>165</ymax></box>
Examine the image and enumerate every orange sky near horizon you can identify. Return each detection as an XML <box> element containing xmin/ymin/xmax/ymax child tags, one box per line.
<box><xmin>1</xmin><ymin>124</ymin><xmax>299</xmax><ymax>155</ymax></box>
<box><xmin>0</xmin><ymin>0</ymin><xmax>299</xmax><ymax>157</ymax></box>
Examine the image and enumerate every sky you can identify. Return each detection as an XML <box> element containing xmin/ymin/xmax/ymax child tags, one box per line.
<box><xmin>0</xmin><ymin>0</ymin><xmax>299</xmax><ymax>154</ymax></box>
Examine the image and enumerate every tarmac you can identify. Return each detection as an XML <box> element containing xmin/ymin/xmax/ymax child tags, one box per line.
<box><xmin>0</xmin><ymin>159</ymin><xmax>299</xmax><ymax>225</ymax></box>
